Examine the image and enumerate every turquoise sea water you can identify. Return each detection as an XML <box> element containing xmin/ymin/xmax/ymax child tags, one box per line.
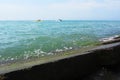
<box><xmin>0</xmin><ymin>20</ymin><xmax>120</xmax><ymax>63</ymax></box>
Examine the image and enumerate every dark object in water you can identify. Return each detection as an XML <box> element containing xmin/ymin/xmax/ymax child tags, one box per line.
<box><xmin>35</xmin><ymin>19</ymin><xmax>41</xmax><ymax>22</ymax></box>
<box><xmin>58</xmin><ymin>19</ymin><xmax>62</xmax><ymax>22</ymax></box>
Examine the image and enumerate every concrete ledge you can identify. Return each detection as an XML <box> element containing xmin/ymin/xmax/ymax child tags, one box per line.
<box><xmin>1</xmin><ymin>42</ymin><xmax>120</xmax><ymax>80</ymax></box>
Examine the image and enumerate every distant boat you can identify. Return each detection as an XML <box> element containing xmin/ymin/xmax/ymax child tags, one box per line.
<box><xmin>58</xmin><ymin>19</ymin><xmax>62</xmax><ymax>22</ymax></box>
<box><xmin>35</xmin><ymin>19</ymin><xmax>42</xmax><ymax>22</ymax></box>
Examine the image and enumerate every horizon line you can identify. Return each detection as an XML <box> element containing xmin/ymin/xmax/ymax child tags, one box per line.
<box><xmin>0</xmin><ymin>19</ymin><xmax>120</xmax><ymax>21</ymax></box>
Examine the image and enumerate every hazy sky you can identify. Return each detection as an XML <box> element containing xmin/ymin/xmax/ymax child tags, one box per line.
<box><xmin>0</xmin><ymin>0</ymin><xmax>120</xmax><ymax>20</ymax></box>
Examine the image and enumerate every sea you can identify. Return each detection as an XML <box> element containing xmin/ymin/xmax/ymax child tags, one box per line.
<box><xmin>0</xmin><ymin>20</ymin><xmax>120</xmax><ymax>63</ymax></box>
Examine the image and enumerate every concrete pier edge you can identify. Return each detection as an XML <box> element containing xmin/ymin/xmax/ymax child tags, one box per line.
<box><xmin>0</xmin><ymin>42</ymin><xmax>120</xmax><ymax>80</ymax></box>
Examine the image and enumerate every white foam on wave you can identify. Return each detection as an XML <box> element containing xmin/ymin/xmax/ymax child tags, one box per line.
<box><xmin>23</xmin><ymin>46</ymin><xmax>73</xmax><ymax>60</ymax></box>
<box><xmin>23</xmin><ymin>54</ymin><xmax>30</xmax><ymax>60</ymax></box>
<box><xmin>69</xmin><ymin>47</ymin><xmax>73</xmax><ymax>50</ymax></box>
<box><xmin>0</xmin><ymin>46</ymin><xmax>73</xmax><ymax>62</ymax></box>
<box><xmin>23</xmin><ymin>49</ymin><xmax>48</xmax><ymax>59</ymax></box>
<box><xmin>7</xmin><ymin>57</ymin><xmax>16</xmax><ymax>61</ymax></box>
<box><xmin>99</xmin><ymin>35</ymin><xmax>120</xmax><ymax>42</ymax></box>
<box><xmin>55</xmin><ymin>47</ymin><xmax>73</xmax><ymax>53</ymax></box>
<box><xmin>63</xmin><ymin>46</ymin><xmax>73</xmax><ymax>50</ymax></box>
<box><xmin>10</xmin><ymin>58</ymin><xmax>14</xmax><ymax>61</ymax></box>
<box><xmin>47</xmin><ymin>52</ymin><xmax>54</xmax><ymax>55</ymax></box>
<box><xmin>0</xmin><ymin>46</ymin><xmax>74</xmax><ymax>63</ymax></box>
<box><xmin>0</xmin><ymin>56</ymin><xmax>16</xmax><ymax>62</ymax></box>
<box><xmin>64</xmin><ymin>47</ymin><xmax>69</xmax><ymax>50</ymax></box>
<box><xmin>55</xmin><ymin>49</ymin><xmax>63</xmax><ymax>52</ymax></box>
